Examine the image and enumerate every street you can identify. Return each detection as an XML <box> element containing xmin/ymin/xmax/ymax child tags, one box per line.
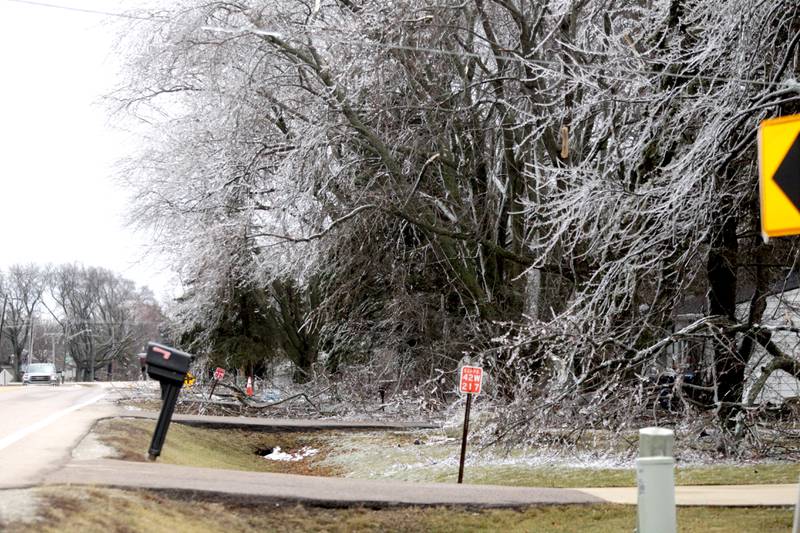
<box><xmin>0</xmin><ymin>384</ymin><xmax>113</xmax><ymax>488</ymax></box>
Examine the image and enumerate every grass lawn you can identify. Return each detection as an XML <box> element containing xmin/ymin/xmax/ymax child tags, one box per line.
<box><xmin>314</xmin><ymin>430</ymin><xmax>800</xmax><ymax>487</ymax></box>
<box><xmin>93</xmin><ymin>418</ymin><xmax>800</xmax><ymax>488</ymax></box>
<box><xmin>3</xmin><ymin>487</ymin><xmax>792</xmax><ymax>533</ymax></box>
<box><xmin>94</xmin><ymin>418</ymin><xmax>338</xmax><ymax>476</ymax></box>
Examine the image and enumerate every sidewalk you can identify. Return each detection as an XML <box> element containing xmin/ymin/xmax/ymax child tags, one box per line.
<box><xmin>46</xmin><ymin>459</ymin><xmax>601</xmax><ymax>507</ymax></box>
<box><xmin>579</xmin><ymin>484</ymin><xmax>799</xmax><ymax>506</ymax></box>
<box><xmin>46</xmin><ymin>457</ymin><xmax>799</xmax><ymax>508</ymax></box>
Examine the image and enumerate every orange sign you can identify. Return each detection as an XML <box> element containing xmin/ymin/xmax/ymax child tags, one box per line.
<box><xmin>459</xmin><ymin>366</ymin><xmax>483</xmax><ymax>395</ymax></box>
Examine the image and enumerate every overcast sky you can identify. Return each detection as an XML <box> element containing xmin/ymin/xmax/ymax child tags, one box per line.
<box><xmin>0</xmin><ymin>0</ymin><xmax>176</xmax><ymax>300</ymax></box>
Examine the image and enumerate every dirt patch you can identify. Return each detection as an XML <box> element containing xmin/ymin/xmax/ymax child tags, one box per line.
<box><xmin>72</xmin><ymin>429</ymin><xmax>120</xmax><ymax>461</ymax></box>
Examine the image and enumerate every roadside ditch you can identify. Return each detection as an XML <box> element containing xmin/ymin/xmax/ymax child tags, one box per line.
<box><xmin>75</xmin><ymin>417</ymin><xmax>800</xmax><ymax>488</ymax></box>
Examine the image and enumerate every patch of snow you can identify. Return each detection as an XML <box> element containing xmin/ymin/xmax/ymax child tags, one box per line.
<box><xmin>72</xmin><ymin>432</ymin><xmax>119</xmax><ymax>461</ymax></box>
<box><xmin>259</xmin><ymin>390</ymin><xmax>282</xmax><ymax>402</ymax></box>
<box><xmin>371</xmin><ymin>449</ymin><xmax>635</xmax><ymax>478</ymax></box>
<box><xmin>424</xmin><ymin>436</ymin><xmax>457</xmax><ymax>446</ymax></box>
<box><xmin>263</xmin><ymin>446</ymin><xmax>318</xmax><ymax>462</ymax></box>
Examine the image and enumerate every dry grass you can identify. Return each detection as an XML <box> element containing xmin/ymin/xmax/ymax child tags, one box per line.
<box><xmin>3</xmin><ymin>486</ymin><xmax>792</xmax><ymax>533</ymax></box>
<box><xmin>94</xmin><ymin>418</ymin><xmax>339</xmax><ymax>476</ymax></box>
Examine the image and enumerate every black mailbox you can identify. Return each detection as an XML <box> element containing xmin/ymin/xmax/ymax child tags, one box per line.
<box><xmin>144</xmin><ymin>342</ymin><xmax>194</xmax><ymax>461</ymax></box>
<box><xmin>146</xmin><ymin>342</ymin><xmax>192</xmax><ymax>383</ymax></box>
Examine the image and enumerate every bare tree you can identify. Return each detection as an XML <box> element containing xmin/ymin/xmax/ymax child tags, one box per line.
<box><xmin>1</xmin><ymin>265</ymin><xmax>45</xmax><ymax>379</ymax></box>
<box><xmin>47</xmin><ymin>264</ymin><xmax>145</xmax><ymax>381</ymax></box>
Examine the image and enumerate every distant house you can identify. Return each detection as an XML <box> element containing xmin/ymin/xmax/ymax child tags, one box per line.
<box><xmin>0</xmin><ymin>364</ymin><xmax>15</xmax><ymax>382</ymax></box>
<box><xmin>63</xmin><ymin>355</ymin><xmax>78</xmax><ymax>382</ymax></box>
<box><xmin>661</xmin><ymin>282</ymin><xmax>800</xmax><ymax>404</ymax></box>
<box><xmin>741</xmin><ymin>287</ymin><xmax>800</xmax><ymax>403</ymax></box>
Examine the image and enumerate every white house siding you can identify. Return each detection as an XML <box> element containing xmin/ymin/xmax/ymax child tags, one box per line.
<box><xmin>739</xmin><ymin>287</ymin><xmax>800</xmax><ymax>404</ymax></box>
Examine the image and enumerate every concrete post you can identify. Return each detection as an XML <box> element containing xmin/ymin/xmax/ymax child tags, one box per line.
<box><xmin>637</xmin><ymin>427</ymin><xmax>676</xmax><ymax>533</ymax></box>
<box><xmin>639</xmin><ymin>427</ymin><xmax>674</xmax><ymax>458</ymax></box>
<box><xmin>792</xmin><ymin>474</ymin><xmax>800</xmax><ymax>533</ymax></box>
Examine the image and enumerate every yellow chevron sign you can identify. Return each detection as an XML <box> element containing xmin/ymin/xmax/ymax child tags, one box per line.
<box><xmin>759</xmin><ymin>114</ymin><xmax>800</xmax><ymax>238</ymax></box>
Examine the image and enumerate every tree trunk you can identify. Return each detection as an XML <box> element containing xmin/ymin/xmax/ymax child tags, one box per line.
<box><xmin>706</xmin><ymin>205</ymin><xmax>740</xmax><ymax>426</ymax></box>
<box><xmin>14</xmin><ymin>348</ymin><xmax>23</xmax><ymax>381</ymax></box>
<box><xmin>736</xmin><ymin>241</ymin><xmax>769</xmax><ymax>383</ymax></box>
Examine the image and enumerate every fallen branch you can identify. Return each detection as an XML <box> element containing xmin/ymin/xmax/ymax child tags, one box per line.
<box><xmin>210</xmin><ymin>381</ymin><xmax>330</xmax><ymax>414</ymax></box>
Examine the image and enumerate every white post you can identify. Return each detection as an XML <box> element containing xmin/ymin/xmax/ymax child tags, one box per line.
<box><xmin>792</xmin><ymin>475</ymin><xmax>800</xmax><ymax>533</ymax></box>
<box><xmin>637</xmin><ymin>427</ymin><xmax>677</xmax><ymax>533</ymax></box>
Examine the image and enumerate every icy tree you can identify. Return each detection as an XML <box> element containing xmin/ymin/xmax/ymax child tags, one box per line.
<box><xmin>114</xmin><ymin>0</ymin><xmax>800</xmax><ymax>434</ymax></box>
<box><xmin>483</xmin><ymin>0</ymin><xmax>800</xmax><ymax>438</ymax></box>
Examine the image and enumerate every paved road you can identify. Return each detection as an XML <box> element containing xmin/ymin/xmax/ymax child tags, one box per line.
<box><xmin>0</xmin><ymin>383</ymin><xmax>114</xmax><ymax>488</ymax></box>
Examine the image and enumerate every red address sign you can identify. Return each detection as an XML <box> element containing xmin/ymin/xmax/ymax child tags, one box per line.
<box><xmin>459</xmin><ymin>365</ymin><xmax>483</xmax><ymax>395</ymax></box>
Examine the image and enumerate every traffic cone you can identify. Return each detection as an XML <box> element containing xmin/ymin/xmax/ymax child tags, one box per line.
<box><xmin>246</xmin><ymin>376</ymin><xmax>254</xmax><ymax>397</ymax></box>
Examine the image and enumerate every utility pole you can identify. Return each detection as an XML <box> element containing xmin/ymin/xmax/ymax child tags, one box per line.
<box><xmin>89</xmin><ymin>333</ymin><xmax>95</xmax><ymax>382</ymax></box>
<box><xmin>44</xmin><ymin>333</ymin><xmax>59</xmax><ymax>365</ymax></box>
<box><xmin>27</xmin><ymin>315</ymin><xmax>34</xmax><ymax>368</ymax></box>
<box><xmin>0</xmin><ymin>295</ymin><xmax>7</xmax><ymax>352</ymax></box>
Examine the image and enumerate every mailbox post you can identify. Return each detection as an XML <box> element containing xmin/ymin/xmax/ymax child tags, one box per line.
<box><xmin>145</xmin><ymin>342</ymin><xmax>193</xmax><ymax>461</ymax></box>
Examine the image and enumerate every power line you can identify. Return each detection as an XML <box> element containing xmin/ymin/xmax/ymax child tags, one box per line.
<box><xmin>7</xmin><ymin>0</ymin><xmax>166</xmax><ymax>21</ymax></box>
<box><xmin>319</xmin><ymin>35</ymin><xmax>790</xmax><ymax>89</ymax></box>
<box><xmin>8</xmin><ymin>0</ymin><xmax>792</xmax><ymax>89</ymax></box>
<box><xmin>203</xmin><ymin>23</ymin><xmax>799</xmax><ymax>89</ymax></box>
<box><xmin>1</xmin><ymin>322</ymin><xmax>162</xmax><ymax>328</ymax></box>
